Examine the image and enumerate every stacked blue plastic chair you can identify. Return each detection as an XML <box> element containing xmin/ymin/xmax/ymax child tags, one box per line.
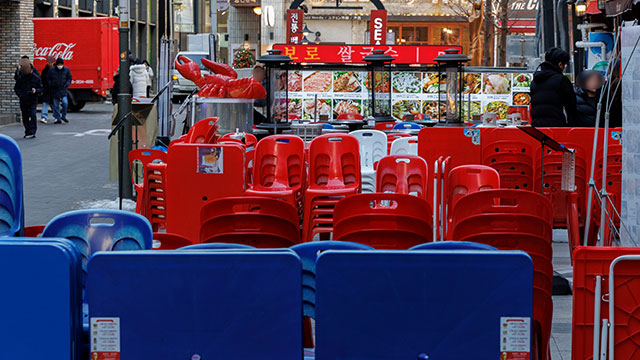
<box><xmin>0</xmin><ymin>135</ymin><xmax>24</xmax><ymax>236</ymax></box>
<box><xmin>0</xmin><ymin>238</ymin><xmax>83</xmax><ymax>359</ymax></box>
<box><xmin>180</xmin><ymin>243</ymin><xmax>256</xmax><ymax>250</ymax></box>
<box><xmin>410</xmin><ymin>241</ymin><xmax>498</xmax><ymax>251</ymax></box>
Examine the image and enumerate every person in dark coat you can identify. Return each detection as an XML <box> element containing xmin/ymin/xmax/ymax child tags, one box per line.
<box><xmin>573</xmin><ymin>70</ymin><xmax>604</xmax><ymax>127</ymax></box>
<box><xmin>39</xmin><ymin>55</ymin><xmax>55</xmax><ymax>124</ymax></box>
<box><xmin>14</xmin><ymin>55</ymin><xmax>39</xmax><ymax>81</ymax></box>
<box><xmin>14</xmin><ymin>57</ymin><xmax>43</xmax><ymax>139</ymax></box>
<box><xmin>46</xmin><ymin>57</ymin><xmax>72</xmax><ymax>124</ymax></box>
<box><xmin>530</xmin><ymin>48</ymin><xmax>576</xmax><ymax>127</ymax></box>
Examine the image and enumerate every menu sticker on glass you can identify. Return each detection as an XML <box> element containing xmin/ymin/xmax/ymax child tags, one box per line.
<box><xmin>500</xmin><ymin>317</ymin><xmax>531</xmax><ymax>360</ymax></box>
<box><xmin>197</xmin><ymin>147</ymin><xmax>223</xmax><ymax>174</ymax></box>
<box><xmin>91</xmin><ymin>317</ymin><xmax>121</xmax><ymax>360</ymax></box>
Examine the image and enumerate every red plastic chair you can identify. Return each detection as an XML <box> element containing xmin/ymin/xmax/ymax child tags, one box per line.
<box><xmin>23</xmin><ymin>225</ymin><xmax>45</xmax><ymax>237</ymax></box>
<box><xmin>128</xmin><ymin>149</ymin><xmax>167</xmax><ymax>214</ymax></box>
<box><xmin>376</xmin><ymin>155</ymin><xmax>429</xmax><ymax>199</ymax></box>
<box><xmin>219</xmin><ymin>132</ymin><xmax>258</xmax><ymax>186</ymax></box>
<box><xmin>302</xmin><ymin>134</ymin><xmax>361</xmax><ymax>242</ymax></box>
<box><xmin>336</xmin><ymin>113</ymin><xmax>363</xmax><ymax>121</ymax></box>
<box><xmin>186</xmin><ymin>117</ymin><xmax>219</xmax><ymax>143</ymax></box>
<box><xmin>482</xmin><ymin>130</ymin><xmax>535</xmax><ymax>191</ymax></box>
<box><xmin>143</xmin><ymin>163</ymin><xmax>168</xmax><ymax>232</ymax></box>
<box><xmin>200</xmin><ymin>196</ymin><xmax>300</xmax><ymax>247</ymax></box>
<box><xmin>152</xmin><ymin>232</ymin><xmax>193</xmax><ymax>249</ymax></box>
<box><xmin>418</xmin><ymin>127</ymin><xmax>482</xmax><ymax>170</ymax></box>
<box><xmin>374</xmin><ymin>122</ymin><xmax>397</xmax><ymax>131</ymax></box>
<box><xmin>447</xmin><ymin>165</ymin><xmax>500</xmax><ymax>221</ymax></box>
<box><xmin>386</xmin><ymin>133</ymin><xmax>411</xmax><ymax>154</ymax></box>
<box><xmin>245</xmin><ymin>135</ymin><xmax>305</xmax><ymax>210</ymax></box>
<box><xmin>333</xmin><ymin>193</ymin><xmax>433</xmax><ymax>249</ymax></box>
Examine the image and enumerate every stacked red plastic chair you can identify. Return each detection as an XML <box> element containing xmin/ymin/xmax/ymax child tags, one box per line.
<box><xmin>219</xmin><ymin>132</ymin><xmax>258</xmax><ymax>186</ymax></box>
<box><xmin>376</xmin><ymin>155</ymin><xmax>428</xmax><ymax>199</ymax></box>
<box><xmin>128</xmin><ymin>149</ymin><xmax>167</xmax><ymax>215</ymax></box>
<box><xmin>187</xmin><ymin>117</ymin><xmax>219</xmax><ymax>144</ymax></box>
<box><xmin>450</xmin><ymin>189</ymin><xmax>553</xmax><ymax>360</ymax></box>
<box><xmin>200</xmin><ymin>196</ymin><xmax>300</xmax><ymax>247</ymax></box>
<box><xmin>374</xmin><ymin>122</ymin><xmax>396</xmax><ymax>131</ymax></box>
<box><xmin>482</xmin><ymin>130</ymin><xmax>535</xmax><ymax>191</ymax></box>
<box><xmin>302</xmin><ymin>134</ymin><xmax>361</xmax><ymax>242</ymax></box>
<box><xmin>245</xmin><ymin>135</ymin><xmax>305</xmax><ymax>211</ymax></box>
<box><xmin>386</xmin><ymin>133</ymin><xmax>411</xmax><ymax>154</ymax></box>
<box><xmin>333</xmin><ymin>193</ymin><xmax>432</xmax><ymax>249</ymax></box>
<box><xmin>152</xmin><ymin>232</ymin><xmax>193</xmax><ymax>250</ymax></box>
<box><xmin>143</xmin><ymin>162</ymin><xmax>168</xmax><ymax>232</ymax></box>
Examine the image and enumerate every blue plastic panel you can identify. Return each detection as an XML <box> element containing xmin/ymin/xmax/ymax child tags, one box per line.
<box><xmin>88</xmin><ymin>251</ymin><xmax>302</xmax><ymax>359</ymax></box>
<box><xmin>315</xmin><ymin>250</ymin><xmax>533</xmax><ymax>359</ymax></box>
<box><xmin>0</xmin><ymin>240</ymin><xmax>78</xmax><ymax>359</ymax></box>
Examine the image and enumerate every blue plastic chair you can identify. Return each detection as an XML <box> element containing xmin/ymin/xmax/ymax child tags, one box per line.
<box><xmin>180</xmin><ymin>243</ymin><xmax>255</xmax><ymax>250</ymax></box>
<box><xmin>291</xmin><ymin>241</ymin><xmax>374</xmax><ymax>320</ymax></box>
<box><xmin>0</xmin><ymin>135</ymin><xmax>23</xmax><ymax>237</ymax></box>
<box><xmin>410</xmin><ymin>241</ymin><xmax>497</xmax><ymax>251</ymax></box>
<box><xmin>392</xmin><ymin>122</ymin><xmax>421</xmax><ymax>130</ymax></box>
<box><xmin>312</xmin><ymin>122</ymin><xmax>334</xmax><ymax>129</ymax></box>
<box><xmin>42</xmin><ymin>210</ymin><xmax>153</xmax><ymax>274</ymax></box>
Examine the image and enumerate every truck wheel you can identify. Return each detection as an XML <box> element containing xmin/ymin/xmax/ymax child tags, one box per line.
<box><xmin>69</xmin><ymin>101</ymin><xmax>86</xmax><ymax>112</ymax></box>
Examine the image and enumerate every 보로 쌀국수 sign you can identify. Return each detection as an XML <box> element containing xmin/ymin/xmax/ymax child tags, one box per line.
<box><xmin>231</xmin><ymin>0</ymin><xmax>259</xmax><ymax>7</ymax></box>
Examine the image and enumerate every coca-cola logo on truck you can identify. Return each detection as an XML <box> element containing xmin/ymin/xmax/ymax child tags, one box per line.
<box><xmin>33</xmin><ymin>43</ymin><xmax>76</xmax><ymax>61</ymax></box>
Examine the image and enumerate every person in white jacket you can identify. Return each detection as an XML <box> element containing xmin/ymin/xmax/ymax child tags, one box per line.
<box><xmin>129</xmin><ymin>59</ymin><xmax>148</xmax><ymax>98</ymax></box>
<box><xmin>143</xmin><ymin>60</ymin><xmax>153</xmax><ymax>97</ymax></box>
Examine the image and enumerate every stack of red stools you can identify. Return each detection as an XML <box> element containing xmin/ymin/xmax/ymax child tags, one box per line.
<box><xmin>128</xmin><ymin>149</ymin><xmax>167</xmax><ymax>215</ymax></box>
<box><xmin>245</xmin><ymin>135</ymin><xmax>305</xmax><ymax>212</ymax></box>
<box><xmin>483</xmin><ymin>138</ymin><xmax>535</xmax><ymax>191</ymax></box>
<box><xmin>333</xmin><ymin>193</ymin><xmax>432</xmax><ymax>249</ymax></box>
<box><xmin>376</xmin><ymin>155</ymin><xmax>429</xmax><ymax>199</ymax></box>
<box><xmin>200</xmin><ymin>196</ymin><xmax>300</xmax><ymax>247</ymax></box>
<box><xmin>302</xmin><ymin>134</ymin><xmax>361</xmax><ymax>242</ymax></box>
<box><xmin>450</xmin><ymin>189</ymin><xmax>554</xmax><ymax>360</ymax></box>
<box><xmin>144</xmin><ymin>162</ymin><xmax>168</xmax><ymax>232</ymax></box>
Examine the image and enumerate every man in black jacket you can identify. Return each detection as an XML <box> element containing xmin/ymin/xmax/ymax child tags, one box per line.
<box><xmin>47</xmin><ymin>57</ymin><xmax>72</xmax><ymax>124</ymax></box>
<box><xmin>530</xmin><ymin>48</ymin><xmax>576</xmax><ymax>127</ymax></box>
<box><xmin>39</xmin><ymin>55</ymin><xmax>55</xmax><ymax>124</ymax></box>
<box><xmin>14</xmin><ymin>57</ymin><xmax>43</xmax><ymax>139</ymax></box>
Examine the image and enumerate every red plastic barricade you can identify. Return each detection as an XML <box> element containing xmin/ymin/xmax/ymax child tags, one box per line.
<box><xmin>417</xmin><ymin>127</ymin><xmax>482</xmax><ymax>170</ymax></box>
<box><xmin>572</xmin><ymin>247</ymin><xmax>640</xmax><ymax>360</ymax></box>
<box><xmin>245</xmin><ymin>135</ymin><xmax>306</xmax><ymax>210</ymax></box>
<box><xmin>200</xmin><ymin>196</ymin><xmax>300</xmax><ymax>247</ymax></box>
<box><xmin>165</xmin><ymin>143</ymin><xmax>245</xmax><ymax>242</ymax></box>
<box><xmin>376</xmin><ymin>155</ymin><xmax>429</xmax><ymax>199</ymax></box>
<box><xmin>302</xmin><ymin>134</ymin><xmax>361</xmax><ymax>242</ymax></box>
<box><xmin>333</xmin><ymin>193</ymin><xmax>432</xmax><ymax>249</ymax></box>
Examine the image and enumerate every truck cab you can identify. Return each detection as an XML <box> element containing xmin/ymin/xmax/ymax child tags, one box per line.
<box><xmin>172</xmin><ymin>51</ymin><xmax>210</xmax><ymax>103</ymax></box>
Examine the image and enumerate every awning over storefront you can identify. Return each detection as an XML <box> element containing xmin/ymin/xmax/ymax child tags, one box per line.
<box><xmin>506</xmin><ymin>20</ymin><xmax>536</xmax><ymax>34</ymax></box>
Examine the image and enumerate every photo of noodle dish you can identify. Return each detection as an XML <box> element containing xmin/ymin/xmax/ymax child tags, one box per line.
<box><xmin>392</xmin><ymin>100</ymin><xmax>420</xmax><ymax>120</ymax></box>
<box><xmin>392</xmin><ymin>72</ymin><xmax>422</xmax><ymax>93</ymax></box>
<box><xmin>484</xmin><ymin>101</ymin><xmax>509</xmax><ymax>119</ymax></box>
<box><xmin>423</xmin><ymin>72</ymin><xmax>446</xmax><ymax>93</ymax></box>
<box><xmin>463</xmin><ymin>73</ymin><xmax>481</xmax><ymax>94</ymax></box>
<box><xmin>422</xmin><ymin>100</ymin><xmax>446</xmax><ymax>119</ymax></box>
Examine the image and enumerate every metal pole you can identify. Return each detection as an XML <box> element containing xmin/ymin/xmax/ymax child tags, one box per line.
<box><xmin>210</xmin><ymin>0</ymin><xmax>217</xmax><ymax>61</ymax></box>
<box><xmin>157</xmin><ymin>37</ymin><xmax>172</xmax><ymax>144</ymax></box>
<box><xmin>118</xmin><ymin>0</ymin><xmax>134</xmax><ymax>200</ymax></box>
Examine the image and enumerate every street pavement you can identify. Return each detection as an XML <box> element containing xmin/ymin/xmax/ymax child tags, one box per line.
<box><xmin>0</xmin><ymin>102</ymin><xmax>118</xmax><ymax>225</ymax></box>
<box><xmin>0</xmin><ymin>102</ymin><xmax>575</xmax><ymax>359</ymax></box>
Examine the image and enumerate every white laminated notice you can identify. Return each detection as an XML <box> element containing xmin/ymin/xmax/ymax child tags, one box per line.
<box><xmin>90</xmin><ymin>317</ymin><xmax>121</xmax><ymax>360</ymax></box>
<box><xmin>500</xmin><ymin>317</ymin><xmax>531</xmax><ymax>360</ymax></box>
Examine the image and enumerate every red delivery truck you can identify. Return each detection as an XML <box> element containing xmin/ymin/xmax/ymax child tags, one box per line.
<box><xmin>33</xmin><ymin>17</ymin><xmax>119</xmax><ymax>112</ymax></box>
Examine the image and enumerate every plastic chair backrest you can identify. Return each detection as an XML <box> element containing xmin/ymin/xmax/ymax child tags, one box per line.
<box><xmin>375</xmin><ymin>122</ymin><xmax>396</xmax><ymax>131</ymax></box>
<box><xmin>418</xmin><ymin>127</ymin><xmax>482</xmax><ymax>169</ymax></box>
<box><xmin>42</xmin><ymin>209</ymin><xmax>153</xmax><ymax>272</ymax></box>
<box><xmin>390</xmin><ymin>136</ymin><xmax>418</xmax><ymax>155</ymax></box>
<box><xmin>152</xmin><ymin>232</ymin><xmax>193</xmax><ymax>250</ymax></box>
<box><xmin>336</xmin><ymin>113</ymin><xmax>363</xmax><ymax>121</ymax></box>
<box><xmin>315</xmin><ymin>250</ymin><xmax>532</xmax><ymax>359</ymax></box>
<box><xmin>252</xmin><ymin>135</ymin><xmax>305</xmax><ymax>191</ymax></box>
<box><xmin>410</xmin><ymin>241</ymin><xmax>497</xmax><ymax>250</ymax></box>
<box><xmin>392</xmin><ymin>122</ymin><xmax>421</xmax><ymax>130</ymax></box>
<box><xmin>128</xmin><ymin>148</ymin><xmax>167</xmax><ymax>186</ymax></box>
<box><xmin>308</xmin><ymin>134</ymin><xmax>361</xmax><ymax>190</ymax></box>
<box><xmin>290</xmin><ymin>241</ymin><xmax>374</xmax><ymax>319</ymax></box>
<box><xmin>349</xmin><ymin>130</ymin><xmax>387</xmax><ymax>172</ymax></box>
<box><xmin>180</xmin><ymin>243</ymin><xmax>256</xmax><ymax>250</ymax></box>
<box><xmin>186</xmin><ymin>117</ymin><xmax>219</xmax><ymax>143</ymax></box>
<box><xmin>165</xmin><ymin>143</ymin><xmax>245</xmax><ymax>241</ymax></box>
<box><xmin>0</xmin><ymin>135</ymin><xmax>23</xmax><ymax>237</ymax></box>
<box><xmin>376</xmin><ymin>155</ymin><xmax>429</xmax><ymax>198</ymax></box>
<box><xmin>447</xmin><ymin>165</ymin><xmax>500</xmax><ymax>214</ymax></box>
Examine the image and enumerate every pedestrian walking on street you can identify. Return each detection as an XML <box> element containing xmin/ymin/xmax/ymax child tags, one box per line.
<box><xmin>14</xmin><ymin>55</ymin><xmax>40</xmax><ymax>81</ymax></box>
<box><xmin>40</xmin><ymin>55</ymin><xmax>55</xmax><ymax>124</ymax></box>
<box><xmin>129</xmin><ymin>58</ymin><xmax>148</xmax><ymax>98</ymax></box>
<box><xmin>14</xmin><ymin>56</ymin><xmax>42</xmax><ymax>139</ymax></box>
<box><xmin>143</xmin><ymin>60</ymin><xmax>154</xmax><ymax>97</ymax></box>
<box><xmin>573</xmin><ymin>70</ymin><xmax>604</xmax><ymax>127</ymax></box>
<box><xmin>47</xmin><ymin>57</ymin><xmax>72</xmax><ymax>124</ymax></box>
<box><xmin>530</xmin><ymin>48</ymin><xmax>576</xmax><ymax>127</ymax></box>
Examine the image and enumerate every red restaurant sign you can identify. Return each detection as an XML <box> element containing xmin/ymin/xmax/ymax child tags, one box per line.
<box><xmin>286</xmin><ymin>9</ymin><xmax>304</xmax><ymax>44</ymax></box>
<box><xmin>369</xmin><ymin>10</ymin><xmax>387</xmax><ymax>45</ymax></box>
<box><xmin>272</xmin><ymin>44</ymin><xmax>462</xmax><ymax>64</ymax></box>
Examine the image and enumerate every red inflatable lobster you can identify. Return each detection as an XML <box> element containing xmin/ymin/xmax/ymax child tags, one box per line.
<box><xmin>174</xmin><ymin>56</ymin><xmax>266</xmax><ymax>99</ymax></box>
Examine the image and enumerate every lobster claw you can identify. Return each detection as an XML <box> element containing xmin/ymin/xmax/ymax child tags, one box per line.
<box><xmin>201</xmin><ymin>58</ymin><xmax>238</xmax><ymax>79</ymax></box>
<box><xmin>175</xmin><ymin>56</ymin><xmax>206</xmax><ymax>88</ymax></box>
<box><xmin>228</xmin><ymin>78</ymin><xmax>266</xmax><ymax>99</ymax></box>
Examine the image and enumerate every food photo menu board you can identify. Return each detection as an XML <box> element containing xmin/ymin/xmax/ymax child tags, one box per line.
<box><xmin>282</xmin><ymin>70</ymin><xmax>533</xmax><ymax>121</ymax></box>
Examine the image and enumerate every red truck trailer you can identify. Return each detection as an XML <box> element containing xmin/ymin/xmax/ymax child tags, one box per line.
<box><xmin>33</xmin><ymin>17</ymin><xmax>119</xmax><ymax>111</ymax></box>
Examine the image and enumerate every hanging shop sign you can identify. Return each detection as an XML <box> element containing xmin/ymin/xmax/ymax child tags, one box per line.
<box><xmin>369</xmin><ymin>10</ymin><xmax>387</xmax><ymax>45</ymax></box>
<box><xmin>272</xmin><ymin>44</ymin><xmax>461</xmax><ymax>64</ymax></box>
<box><xmin>230</xmin><ymin>0</ymin><xmax>259</xmax><ymax>7</ymax></box>
<box><xmin>286</xmin><ymin>9</ymin><xmax>305</xmax><ymax>43</ymax></box>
